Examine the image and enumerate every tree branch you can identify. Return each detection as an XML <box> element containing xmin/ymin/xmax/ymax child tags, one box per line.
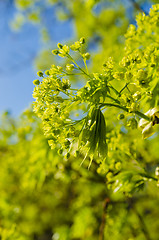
<box><xmin>99</xmin><ymin>198</ymin><xmax>110</xmax><ymax>240</ymax></box>
<box><xmin>129</xmin><ymin>0</ymin><xmax>149</xmax><ymax>15</ymax></box>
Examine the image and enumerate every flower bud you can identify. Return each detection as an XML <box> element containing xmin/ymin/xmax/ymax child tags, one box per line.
<box><xmin>45</xmin><ymin>70</ymin><xmax>50</xmax><ymax>75</ymax></box>
<box><xmin>137</xmin><ymin>69</ymin><xmax>148</xmax><ymax>80</ymax></box>
<box><xmin>58</xmin><ymin>148</ymin><xmax>63</xmax><ymax>155</ymax></box>
<box><xmin>66</xmin><ymin>64</ymin><xmax>74</xmax><ymax>71</ymax></box>
<box><xmin>57</xmin><ymin>66</ymin><xmax>63</xmax><ymax>72</ymax></box>
<box><xmin>133</xmin><ymin>91</ymin><xmax>141</xmax><ymax>101</ymax></box>
<box><xmin>64</xmin><ymin>140</ymin><xmax>71</xmax><ymax>149</ymax></box>
<box><xmin>113</xmin><ymin>72</ymin><xmax>124</xmax><ymax>80</ymax></box>
<box><xmin>117</xmin><ymin>113</ymin><xmax>125</xmax><ymax>120</ymax></box>
<box><xmin>106</xmin><ymin>172</ymin><xmax>113</xmax><ymax>181</ymax></box>
<box><xmin>127</xmin><ymin>118</ymin><xmax>138</xmax><ymax>129</ymax></box>
<box><xmin>79</xmin><ymin>37</ymin><xmax>85</xmax><ymax>44</ymax></box>
<box><xmin>33</xmin><ymin>79</ymin><xmax>40</xmax><ymax>85</ymax></box>
<box><xmin>115</xmin><ymin>162</ymin><xmax>122</xmax><ymax>171</ymax></box>
<box><xmin>57</xmin><ymin>43</ymin><xmax>63</xmax><ymax>49</ymax></box>
<box><xmin>120</xmin><ymin>56</ymin><xmax>130</xmax><ymax>67</ymax></box>
<box><xmin>37</xmin><ymin>71</ymin><xmax>43</xmax><ymax>77</ymax></box>
<box><xmin>83</xmin><ymin>52</ymin><xmax>90</xmax><ymax>60</ymax></box>
<box><xmin>52</xmin><ymin>49</ymin><xmax>59</xmax><ymax>55</ymax></box>
<box><xmin>65</xmin><ymin>152</ymin><xmax>70</xmax><ymax>159</ymax></box>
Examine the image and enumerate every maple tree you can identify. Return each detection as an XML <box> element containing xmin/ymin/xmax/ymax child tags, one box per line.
<box><xmin>1</xmin><ymin>1</ymin><xmax>159</xmax><ymax>239</ymax></box>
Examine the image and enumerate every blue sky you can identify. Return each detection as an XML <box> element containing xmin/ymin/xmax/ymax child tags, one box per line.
<box><xmin>0</xmin><ymin>1</ymin><xmax>73</xmax><ymax>116</ymax></box>
<box><xmin>0</xmin><ymin>2</ymin><xmax>39</xmax><ymax>116</ymax></box>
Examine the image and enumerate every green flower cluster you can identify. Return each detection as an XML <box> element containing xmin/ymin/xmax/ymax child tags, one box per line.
<box><xmin>33</xmin><ymin>5</ymin><xmax>159</xmax><ymax>163</ymax></box>
<box><xmin>33</xmin><ymin>39</ymin><xmax>94</xmax><ymax>160</ymax></box>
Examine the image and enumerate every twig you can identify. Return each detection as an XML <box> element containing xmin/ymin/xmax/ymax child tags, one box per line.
<box><xmin>129</xmin><ymin>0</ymin><xmax>149</xmax><ymax>15</ymax></box>
<box><xmin>99</xmin><ymin>198</ymin><xmax>110</xmax><ymax>240</ymax></box>
<box><xmin>99</xmin><ymin>102</ymin><xmax>151</xmax><ymax>121</ymax></box>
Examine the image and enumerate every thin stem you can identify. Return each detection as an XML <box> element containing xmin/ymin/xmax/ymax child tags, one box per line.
<box><xmin>106</xmin><ymin>95</ymin><xmax>120</xmax><ymax>104</ymax></box>
<box><xmin>62</xmin><ymin>69</ymin><xmax>91</xmax><ymax>77</ymax></box>
<box><xmin>67</xmin><ymin>53</ymin><xmax>93</xmax><ymax>79</ymax></box>
<box><xmin>69</xmin><ymin>88</ymin><xmax>78</xmax><ymax>91</ymax></box>
<box><xmin>73</xmin><ymin>59</ymin><xmax>91</xmax><ymax>78</ymax></box>
<box><xmin>134</xmin><ymin>111</ymin><xmax>150</xmax><ymax>121</ymax></box>
<box><xmin>108</xmin><ymin>84</ymin><xmax>120</xmax><ymax>96</ymax></box>
<box><xmin>99</xmin><ymin>103</ymin><xmax>150</xmax><ymax>121</ymax></box>
<box><xmin>64</xmin><ymin>116</ymin><xmax>87</xmax><ymax>127</ymax></box>
<box><xmin>129</xmin><ymin>0</ymin><xmax>148</xmax><ymax>15</ymax></box>
<box><xmin>79</xmin><ymin>50</ymin><xmax>89</xmax><ymax>74</ymax></box>
<box><xmin>62</xmin><ymin>71</ymin><xmax>84</xmax><ymax>76</ymax></box>
<box><xmin>119</xmin><ymin>82</ymin><xmax>130</xmax><ymax>96</ymax></box>
<box><xmin>126</xmin><ymin>85</ymin><xmax>131</xmax><ymax>93</ymax></box>
<box><xmin>99</xmin><ymin>102</ymin><xmax>130</xmax><ymax>112</ymax></box>
<box><xmin>83</xmin><ymin>59</ymin><xmax>89</xmax><ymax>74</ymax></box>
<box><xmin>139</xmin><ymin>173</ymin><xmax>158</xmax><ymax>182</ymax></box>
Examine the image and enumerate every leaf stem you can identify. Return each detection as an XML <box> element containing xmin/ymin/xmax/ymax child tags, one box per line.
<box><xmin>108</xmin><ymin>84</ymin><xmax>120</xmax><ymax>96</ymax></box>
<box><xmin>67</xmin><ymin>53</ymin><xmax>93</xmax><ymax>79</ymax></box>
<box><xmin>119</xmin><ymin>82</ymin><xmax>130</xmax><ymax>96</ymax></box>
<box><xmin>134</xmin><ymin>111</ymin><xmax>150</xmax><ymax>121</ymax></box>
<box><xmin>99</xmin><ymin>103</ymin><xmax>150</xmax><ymax>121</ymax></box>
<box><xmin>83</xmin><ymin>59</ymin><xmax>89</xmax><ymax>74</ymax></box>
<box><xmin>106</xmin><ymin>95</ymin><xmax>120</xmax><ymax>104</ymax></box>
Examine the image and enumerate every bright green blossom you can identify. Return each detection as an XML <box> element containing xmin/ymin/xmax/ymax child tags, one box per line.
<box><xmin>33</xmin><ymin>7</ymin><xmax>159</xmax><ymax>167</ymax></box>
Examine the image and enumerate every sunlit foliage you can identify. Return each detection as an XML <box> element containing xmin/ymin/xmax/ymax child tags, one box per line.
<box><xmin>1</xmin><ymin>1</ymin><xmax>159</xmax><ymax>240</ymax></box>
